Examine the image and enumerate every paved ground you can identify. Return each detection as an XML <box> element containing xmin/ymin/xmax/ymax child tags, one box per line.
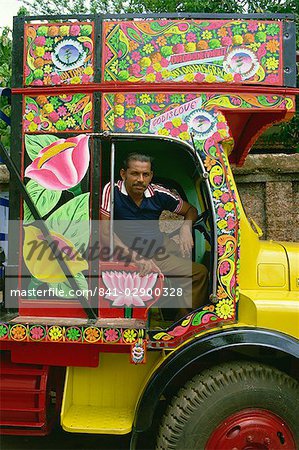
<box><xmin>1</xmin><ymin>427</ymin><xmax>131</xmax><ymax>450</ymax></box>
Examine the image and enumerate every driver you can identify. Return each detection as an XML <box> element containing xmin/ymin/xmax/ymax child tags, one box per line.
<box><xmin>100</xmin><ymin>153</ymin><xmax>208</xmax><ymax>315</ymax></box>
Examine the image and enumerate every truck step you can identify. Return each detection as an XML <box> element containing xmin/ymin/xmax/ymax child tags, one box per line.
<box><xmin>61</xmin><ymin>352</ymin><xmax>162</xmax><ymax>434</ymax></box>
<box><xmin>62</xmin><ymin>406</ymin><xmax>134</xmax><ymax>434</ymax></box>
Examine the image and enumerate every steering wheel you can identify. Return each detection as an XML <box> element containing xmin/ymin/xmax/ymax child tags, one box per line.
<box><xmin>193</xmin><ymin>210</ymin><xmax>211</xmax><ymax>244</ymax></box>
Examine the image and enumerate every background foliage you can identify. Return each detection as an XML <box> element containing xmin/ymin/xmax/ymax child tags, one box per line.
<box><xmin>0</xmin><ymin>27</ymin><xmax>12</xmax><ymax>148</ymax></box>
<box><xmin>20</xmin><ymin>0</ymin><xmax>298</xmax><ymax>15</ymax></box>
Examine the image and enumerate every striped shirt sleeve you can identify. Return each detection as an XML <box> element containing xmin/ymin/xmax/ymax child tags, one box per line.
<box><xmin>153</xmin><ymin>185</ymin><xmax>183</xmax><ymax>214</ymax></box>
<box><xmin>100</xmin><ymin>182</ymin><xmax>111</xmax><ymax>217</ymax></box>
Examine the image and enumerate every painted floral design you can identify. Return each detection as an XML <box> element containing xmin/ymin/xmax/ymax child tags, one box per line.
<box><xmin>84</xmin><ymin>326</ymin><xmax>101</xmax><ymax>343</ymax></box>
<box><xmin>23</xmin><ymin>94</ymin><xmax>93</xmax><ymax>133</ymax></box>
<box><xmin>103</xmin><ymin>19</ymin><xmax>282</xmax><ymax>85</ymax></box>
<box><xmin>22</xmin><ymin>130</ymin><xmax>90</xmax><ymax>288</ymax></box>
<box><xmin>48</xmin><ymin>326</ymin><xmax>63</xmax><ymax>341</ymax></box>
<box><xmin>24</xmin><ymin>22</ymin><xmax>94</xmax><ymax>86</ymax></box>
<box><xmin>102</xmin><ymin>271</ymin><xmax>158</xmax><ymax>307</ymax></box>
<box><xmin>66</xmin><ymin>327</ymin><xmax>81</xmax><ymax>341</ymax></box>
<box><xmin>104</xmin><ymin>328</ymin><xmax>120</xmax><ymax>342</ymax></box>
<box><xmin>150</xmin><ymin>309</ymin><xmax>219</xmax><ymax>343</ymax></box>
<box><xmin>0</xmin><ymin>324</ymin><xmax>8</xmax><ymax>338</ymax></box>
<box><xmin>123</xmin><ymin>329</ymin><xmax>137</xmax><ymax>343</ymax></box>
<box><xmin>219</xmin><ymin>260</ymin><xmax>231</xmax><ymax>275</ymax></box>
<box><xmin>25</xmin><ymin>134</ymin><xmax>90</xmax><ymax>190</ymax></box>
<box><xmin>206</xmin><ymin>145</ymin><xmax>239</xmax><ymax>305</ymax></box>
<box><xmin>30</xmin><ymin>326</ymin><xmax>45</xmax><ymax>340</ymax></box>
<box><xmin>217</xmin><ymin>285</ymin><xmax>229</xmax><ymax>299</ymax></box>
<box><xmin>23</xmin><ymin>225</ymin><xmax>88</xmax><ymax>283</ymax></box>
<box><xmin>103</xmin><ymin>92</ymin><xmax>289</xmax><ymax>140</ymax></box>
<box><xmin>215</xmin><ymin>298</ymin><xmax>235</xmax><ymax>319</ymax></box>
<box><xmin>10</xmin><ymin>324</ymin><xmax>27</xmax><ymax>340</ymax></box>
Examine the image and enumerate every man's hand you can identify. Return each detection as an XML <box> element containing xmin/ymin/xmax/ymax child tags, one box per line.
<box><xmin>134</xmin><ymin>256</ymin><xmax>161</xmax><ymax>276</ymax></box>
<box><xmin>179</xmin><ymin>222</ymin><xmax>194</xmax><ymax>257</ymax></box>
<box><xmin>177</xmin><ymin>202</ymin><xmax>197</xmax><ymax>257</ymax></box>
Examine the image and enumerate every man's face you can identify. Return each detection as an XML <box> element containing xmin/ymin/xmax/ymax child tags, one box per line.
<box><xmin>120</xmin><ymin>160</ymin><xmax>153</xmax><ymax>196</ymax></box>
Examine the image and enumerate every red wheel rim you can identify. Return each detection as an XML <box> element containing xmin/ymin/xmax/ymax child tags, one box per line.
<box><xmin>205</xmin><ymin>409</ymin><xmax>296</xmax><ymax>450</ymax></box>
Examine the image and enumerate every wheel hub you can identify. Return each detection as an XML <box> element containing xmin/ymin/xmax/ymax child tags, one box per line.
<box><xmin>205</xmin><ymin>409</ymin><xmax>296</xmax><ymax>450</ymax></box>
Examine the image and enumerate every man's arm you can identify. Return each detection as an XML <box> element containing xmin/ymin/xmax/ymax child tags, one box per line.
<box><xmin>177</xmin><ymin>201</ymin><xmax>198</xmax><ymax>257</ymax></box>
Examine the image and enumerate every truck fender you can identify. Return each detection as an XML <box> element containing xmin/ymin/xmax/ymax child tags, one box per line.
<box><xmin>133</xmin><ymin>327</ymin><xmax>299</xmax><ymax>434</ymax></box>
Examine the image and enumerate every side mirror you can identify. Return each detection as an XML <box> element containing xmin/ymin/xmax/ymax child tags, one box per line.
<box><xmin>249</xmin><ymin>217</ymin><xmax>263</xmax><ymax>238</ymax></box>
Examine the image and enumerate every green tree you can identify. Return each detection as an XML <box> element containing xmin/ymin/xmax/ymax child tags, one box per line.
<box><xmin>0</xmin><ymin>27</ymin><xmax>12</xmax><ymax>148</ymax></box>
<box><xmin>0</xmin><ymin>8</ymin><xmax>29</xmax><ymax>149</ymax></box>
<box><xmin>20</xmin><ymin>0</ymin><xmax>297</xmax><ymax>14</ymax></box>
<box><xmin>20</xmin><ymin>0</ymin><xmax>123</xmax><ymax>14</ymax></box>
<box><xmin>0</xmin><ymin>27</ymin><xmax>12</xmax><ymax>87</ymax></box>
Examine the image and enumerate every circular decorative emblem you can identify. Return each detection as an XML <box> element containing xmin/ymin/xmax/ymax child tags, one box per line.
<box><xmin>122</xmin><ymin>328</ymin><xmax>138</xmax><ymax>344</ymax></box>
<box><xmin>186</xmin><ymin>110</ymin><xmax>217</xmax><ymax>140</ymax></box>
<box><xmin>84</xmin><ymin>326</ymin><xmax>101</xmax><ymax>343</ymax></box>
<box><xmin>0</xmin><ymin>323</ymin><xmax>9</xmax><ymax>339</ymax></box>
<box><xmin>47</xmin><ymin>325</ymin><xmax>63</xmax><ymax>341</ymax></box>
<box><xmin>66</xmin><ymin>326</ymin><xmax>82</xmax><ymax>342</ymax></box>
<box><xmin>29</xmin><ymin>325</ymin><xmax>46</xmax><ymax>341</ymax></box>
<box><xmin>223</xmin><ymin>47</ymin><xmax>259</xmax><ymax>80</ymax></box>
<box><xmin>103</xmin><ymin>328</ymin><xmax>120</xmax><ymax>343</ymax></box>
<box><xmin>10</xmin><ymin>324</ymin><xmax>27</xmax><ymax>341</ymax></box>
<box><xmin>52</xmin><ymin>38</ymin><xmax>85</xmax><ymax>71</ymax></box>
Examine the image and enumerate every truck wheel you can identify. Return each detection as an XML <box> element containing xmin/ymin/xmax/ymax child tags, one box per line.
<box><xmin>156</xmin><ymin>361</ymin><xmax>299</xmax><ymax>450</ymax></box>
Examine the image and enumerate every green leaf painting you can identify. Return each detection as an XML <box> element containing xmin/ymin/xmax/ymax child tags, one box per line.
<box><xmin>25</xmin><ymin>134</ymin><xmax>60</xmax><ymax>161</ymax></box>
<box><xmin>46</xmin><ymin>193</ymin><xmax>90</xmax><ymax>253</ymax></box>
<box><xmin>24</xmin><ymin>179</ymin><xmax>62</xmax><ymax>224</ymax></box>
<box><xmin>191</xmin><ymin>311</ymin><xmax>206</xmax><ymax>326</ymax></box>
<box><xmin>47</xmin><ymin>272</ymin><xmax>89</xmax><ymax>299</ymax></box>
<box><xmin>27</xmin><ymin>276</ymin><xmax>44</xmax><ymax>298</ymax></box>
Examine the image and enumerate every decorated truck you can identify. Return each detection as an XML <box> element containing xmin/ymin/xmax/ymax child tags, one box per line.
<box><xmin>0</xmin><ymin>12</ymin><xmax>298</xmax><ymax>450</ymax></box>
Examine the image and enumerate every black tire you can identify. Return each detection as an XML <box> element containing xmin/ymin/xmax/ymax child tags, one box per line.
<box><xmin>156</xmin><ymin>361</ymin><xmax>299</xmax><ymax>450</ymax></box>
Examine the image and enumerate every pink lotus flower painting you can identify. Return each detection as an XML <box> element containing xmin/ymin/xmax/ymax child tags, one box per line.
<box><xmin>25</xmin><ymin>134</ymin><xmax>90</xmax><ymax>190</ymax></box>
<box><xmin>102</xmin><ymin>271</ymin><xmax>158</xmax><ymax>307</ymax></box>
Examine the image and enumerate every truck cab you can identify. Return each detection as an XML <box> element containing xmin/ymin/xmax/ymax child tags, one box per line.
<box><xmin>0</xmin><ymin>12</ymin><xmax>298</xmax><ymax>449</ymax></box>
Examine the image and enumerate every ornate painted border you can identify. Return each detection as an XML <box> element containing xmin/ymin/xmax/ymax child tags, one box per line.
<box><xmin>24</xmin><ymin>22</ymin><xmax>95</xmax><ymax>87</ymax></box>
<box><xmin>23</xmin><ymin>94</ymin><xmax>93</xmax><ymax>133</ymax></box>
<box><xmin>103</xmin><ymin>19</ymin><xmax>283</xmax><ymax>85</ymax></box>
<box><xmin>0</xmin><ymin>321</ymin><xmax>145</xmax><ymax>345</ymax></box>
<box><xmin>102</xmin><ymin>92</ymin><xmax>293</xmax><ymax>135</ymax></box>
